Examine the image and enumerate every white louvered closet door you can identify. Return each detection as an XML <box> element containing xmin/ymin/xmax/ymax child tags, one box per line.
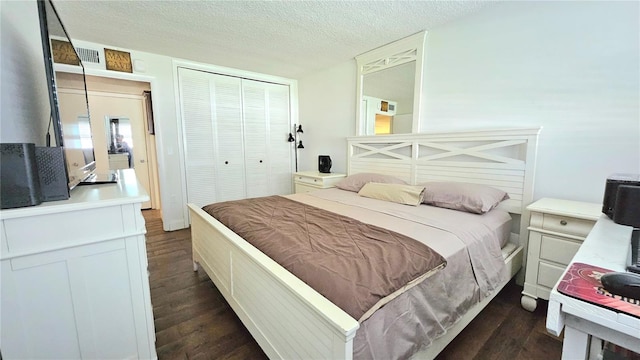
<box><xmin>179</xmin><ymin>68</ymin><xmax>217</xmax><ymax>208</ymax></box>
<box><xmin>179</xmin><ymin>68</ymin><xmax>245</xmax><ymax>206</ymax></box>
<box><xmin>179</xmin><ymin>68</ymin><xmax>292</xmax><ymax>208</ymax></box>
<box><xmin>242</xmin><ymin>80</ymin><xmax>270</xmax><ymax>198</ymax></box>
<box><xmin>264</xmin><ymin>82</ymin><xmax>293</xmax><ymax>195</ymax></box>
<box><xmin>212</xmin><ymin>75</ymin><xmax>245</xmax><ymax>202</ymax></box>
<box><xmin>242</xmin><ymin>79</ymin><xmax>292</xmax><ymax>198</ymax></box>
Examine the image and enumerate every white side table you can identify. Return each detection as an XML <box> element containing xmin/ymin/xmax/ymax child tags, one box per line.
<box><xmin>293</xmin><ymin>171</ymin><xmax>346</xmax><ymax>194</ymax></box>
<box><xmin>546</xmin><ymin>215</ymin><xmax>640</xmax><ymax>359</ymax></box>
<box><xmin>521</xmin><ymin>198</ymin><xmax>601</xmax><ymax>311</ymax></box>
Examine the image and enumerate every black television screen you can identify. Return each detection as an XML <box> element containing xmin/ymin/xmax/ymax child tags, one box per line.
<box><xmin>37</xmin><ymin>0</ymin><xmax>96</xmax><ymax>189</ymax></box>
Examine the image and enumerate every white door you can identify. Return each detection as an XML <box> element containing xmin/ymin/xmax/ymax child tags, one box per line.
<box><xmin>264</xmin><ymin>81</ymin><xmax>292</xmax><ymax>195</ymax></box>
<box><xmin>242</xmin><ymin>79</ymin><xmax>270</xmax><ymax>198</ymax></box>
<box><xmin>211</xmin><ymin>74</ymin><xmax>245</xmax><ymax>202</ymax></box>
<box><xmin>242</xmin><ymin>79</ymin><xmax>292</xmax><ymax>197</ymax></box>
<box><xmin>179</xmin><ymin>69</ymin><xmax>218</xmax><ymax>208</ymax></box>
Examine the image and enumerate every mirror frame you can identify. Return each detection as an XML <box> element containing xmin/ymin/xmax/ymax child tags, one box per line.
<box><xmin>355</xmin><ymin>31</ymin><xmax>427</xmax><ymax>136</ymax></box>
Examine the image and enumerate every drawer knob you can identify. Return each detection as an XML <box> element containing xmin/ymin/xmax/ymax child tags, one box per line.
<box><xmin>560</xmin><ymin>220</ymin><xmax>568</xmax><ymax>226</ymax></box>
<box><xmin>314</xmin><ymin>179</ymin><xmax>317</xmax><ymax>182</ymax></box>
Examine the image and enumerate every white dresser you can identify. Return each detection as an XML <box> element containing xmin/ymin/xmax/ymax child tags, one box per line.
<box><xmin>293</xmin><ymin>171</ymin><xmax>346</xmax><ymax>194</ymax></box>
<box><xmin>0</xmin><ymin>169</ymin><xmax>157</xmax><ymax>359</ymax></box>
<box><xmin>521</xmin><ymin>198</ymin><xmax>601</xmax><ymax>311</ymax></box>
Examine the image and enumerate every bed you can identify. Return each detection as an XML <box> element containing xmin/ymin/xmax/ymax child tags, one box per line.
<box><xmin>187</xmin><ymin>128</ymin><xmax>541</xmax><ymax>359</ymax></box>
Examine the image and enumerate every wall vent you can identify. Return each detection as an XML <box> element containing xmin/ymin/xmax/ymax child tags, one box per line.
<box><xmin>76</xmin><ymin>47</ymin><xmax>100</xmax><ymax>64</ymax></box>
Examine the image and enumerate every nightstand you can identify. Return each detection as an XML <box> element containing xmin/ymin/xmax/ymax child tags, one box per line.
<box><xmin>521</xmin><ymin>198</ymin><xmax>602</xmax><ymax>311</ymax></box>
<box><xmin>293</xmin><ymin>171</ymin><xmax>346</xmax><ymax>194</ymax></box>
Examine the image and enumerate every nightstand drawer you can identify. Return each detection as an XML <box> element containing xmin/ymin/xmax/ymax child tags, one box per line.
<box><xmin>542</xmin><ymin>213</ymin><xmax>595</xmax><ymax>238</ymax></box>
<box><xmin>537</xmin><ymin>261</ymin><xmax>565</xmax><ymax>289</ymax></box>
<box><xmin>295</xmin><ymin>175</ymin><xmax>323</xmax><ymax>186</ymax></box>
<box><xmin>293</xmin><ymin>172</ymin><xmax>346</xmax><ymax>194</ymax></box>
<box><xmin>539</xmin><ymin>234</ymin><xmax>581</xmax><ymax>265</ymax></box>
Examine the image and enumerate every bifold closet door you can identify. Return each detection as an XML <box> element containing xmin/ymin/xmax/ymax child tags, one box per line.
<box><xmin>179</xmin><ymin>68</ymin><xmax>245</xmax><ymax>207</ymax></box>
<box><xmin>179</xmin><ymin>68</ymin><xmax>292</xmax><ymax>208</ymax></box>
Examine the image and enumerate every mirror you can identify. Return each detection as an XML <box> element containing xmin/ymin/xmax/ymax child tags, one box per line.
<box><xmin>106</xmin><ymin>117</ymin><xmax>134</xmax><ymax>169</ymax></box>
<box><xmin>355</xmin><ymin>31</ymin><xmax>427</xmax><ymax>136</ymax></box>
<box><xmin>362</xmin><ymin>61</ymin><xmax>416</xmax><ymax>135</ymax></box>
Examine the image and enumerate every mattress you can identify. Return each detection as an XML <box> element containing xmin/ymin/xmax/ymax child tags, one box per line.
<box><xmin>284</xmin><ymin>188</ymin><xmax>511</xmax><ymax>359</ymax></box>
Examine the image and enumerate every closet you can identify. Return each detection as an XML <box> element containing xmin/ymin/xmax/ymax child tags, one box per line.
<box><xmin>178</xmin><ymin>67</ymin><xmax>292</xmax><ymax>207</ymax></box>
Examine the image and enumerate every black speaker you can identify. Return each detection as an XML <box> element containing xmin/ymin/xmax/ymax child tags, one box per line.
<box><xmin>603</xmin><ymin>174</ymin><xmax>640</xmax><ymax>218</ymax></box>
<box><xmin>1</xmin><ymin>143</ymin><xmax>43</xmax><ymax>209</ymax></box>
<box><xmin>613</xmin><ymin>185</ymin><xmax>640</xmax><ymax>228</ymax></box>
<box><xmin>35</xmin><ymin>146</ymin><xmax>69</xmax><ymax>202</ymax></box>
<box><xmin>318</xmin><ymin>155</ymin><xmax>332</xmax><ymax>173</ymax></box>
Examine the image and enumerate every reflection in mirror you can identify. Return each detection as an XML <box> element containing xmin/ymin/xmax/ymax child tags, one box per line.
<box><xmin>355</xmin><ymin>31</ymin><xmax>426</xmax><ymax>136</ymax></box>
<box><xmin>362</xmin><ymin>61</ymin><xmax>415</xmax><ymax>135</ymax></box>
<box><xmin>106</xmin><ymin>117</ymin><xmax>134</xmax><ymax>169</ymax></box>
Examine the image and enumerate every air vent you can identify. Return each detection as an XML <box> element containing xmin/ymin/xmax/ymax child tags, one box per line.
<box><xmin>76</xmin><ymin>47</ymin><xmax>100</xmax><ymax>64</ymax></box>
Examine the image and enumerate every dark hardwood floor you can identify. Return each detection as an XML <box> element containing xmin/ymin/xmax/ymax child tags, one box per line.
<box><xmin>143</xmin><ymin>209</ymin><xmax>563</xmax><ymax>360</ymax></box>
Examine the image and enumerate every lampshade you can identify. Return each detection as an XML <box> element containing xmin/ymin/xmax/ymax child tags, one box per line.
<box><xmin>613</xmin><ymin>185</ymin><xmax>640</xmax><ymax>228</ymax></box>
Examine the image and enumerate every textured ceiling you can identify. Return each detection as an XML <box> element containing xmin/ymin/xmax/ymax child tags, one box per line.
<box><xmin>53</xmin><ymin>1</ymin><xmax>495</xmax><ymax>79</ymax></box>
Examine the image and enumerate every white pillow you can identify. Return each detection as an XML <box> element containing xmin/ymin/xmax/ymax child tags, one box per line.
<box><xmin>358</xmin><ymin>182</ymin><xmax>426</xmax><ymax>206</ymax></box>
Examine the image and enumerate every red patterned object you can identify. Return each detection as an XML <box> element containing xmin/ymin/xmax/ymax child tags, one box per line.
<box><xmin>557</xmin><ymin>262</ymin><xmax>640</xmax><ymax>318</ymax></box>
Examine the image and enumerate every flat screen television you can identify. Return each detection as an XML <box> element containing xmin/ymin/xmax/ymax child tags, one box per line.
<box><xmin>37</xmin><ymin>0</ymin><xmax>96</xmax><ymax>190</ymax></box>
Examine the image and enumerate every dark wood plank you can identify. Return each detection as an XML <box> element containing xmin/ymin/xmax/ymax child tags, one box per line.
<box><xmin>143</xmin><ymin>209</ymin><xmax>562</xmax><ymax>359</ymax></box>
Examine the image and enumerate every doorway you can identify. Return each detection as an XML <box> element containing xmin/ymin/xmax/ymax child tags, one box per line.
<box><xmin>89</xmin><ymin>93</ymin><xmax>153</xmax><ymax>209</ymax></box>
<box><xmin>55</xmin><ymin>72</ymin><xmax>160</xmax><ymax>210</ymax></box>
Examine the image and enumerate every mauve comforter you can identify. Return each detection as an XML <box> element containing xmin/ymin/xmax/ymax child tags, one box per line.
<box><xmin>203</xmin><ymin>195</ymin><xmax>446</xmax><ymax>322</ymax></box>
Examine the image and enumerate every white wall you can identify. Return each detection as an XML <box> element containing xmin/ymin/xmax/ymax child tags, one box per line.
<box><xmin>422</xmin><ymin>0</ymin><xmax>639</xmax><ymax>203</ymax></box>
<box><xmin>0</xmin><ymin>1</ymin><xmax>51</xmax><ymax>144</ymax></box>
<box><xmin>298</xmin><ymin>61</ymin><xmax>356</xmax><ymax>173</ymax></box>
<box><xmin>300</xmin><ymin>0</ymin><xmax>639</xmax><ymax>204</ymax></box>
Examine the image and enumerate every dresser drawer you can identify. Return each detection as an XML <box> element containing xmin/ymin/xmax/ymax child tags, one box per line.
<box><xmin>539</xmin><ymin>234</ymin><xmax>581</xmax><ymax>265</ymax></box>
<box><xmin>537</xmin><ymin>261</ymin><xmax>565</xmax><ymax>289</ymax></box>
<box><xmin>541</xmin><ymin>213</ymin><xmax>595</xmax><ymax>238</ymax></box>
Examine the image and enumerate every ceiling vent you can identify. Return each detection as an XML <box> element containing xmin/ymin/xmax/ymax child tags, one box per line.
<box><xmin>76</xmin><ymin>47</ymin><xmax>100</xmax><ymax>64</ymax></box>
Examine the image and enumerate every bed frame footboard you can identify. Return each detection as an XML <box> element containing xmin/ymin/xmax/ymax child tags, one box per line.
<box><xmin>188</xmin><ymin>204</ymin><xmax>360</xmax><ymax>359</ymax></box>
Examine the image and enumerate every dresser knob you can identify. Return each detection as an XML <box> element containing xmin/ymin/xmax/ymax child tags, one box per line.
<box><xmin>560</xmin><ymin>220</ymin><xmax>568</xmax><ymax>226</ymax></box>
<box><xmin>225</xmin><ymin>161</ymin><xmax>229</xmax><ymax>164</ymax></box>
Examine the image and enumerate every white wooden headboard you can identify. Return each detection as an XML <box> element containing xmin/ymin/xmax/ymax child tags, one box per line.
<box><xmin>347</xmin><ymin>128</ymin><xmax>541</xmax><ymax>243</ymax></box>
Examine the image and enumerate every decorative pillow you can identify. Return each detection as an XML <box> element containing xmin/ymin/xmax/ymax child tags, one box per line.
<box><xmin>335</xmin><ymin>172</ymin><xmax>406</xmax><ymax>192</ymax></box>
<box><xmin>422</xmin><ymin>182</ymin><xmax>509</xmax><ymax>214</ymax></box>
<box><xmin>358</xmin><ymin>183</ymin><xmax>426</xmax><ymax>206</ymax></box>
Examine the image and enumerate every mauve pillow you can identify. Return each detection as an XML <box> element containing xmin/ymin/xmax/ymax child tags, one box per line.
<box><xmin>422</xmin><ymin>182</ymin><xmax>509</xmax><ymax>214</ymax></box>
<box><xmin>335</xmin><ymin>173</ymin><xmax>406</xmax><ymax>192</ymax></box>
<box><xmin>358</xmin><ymin>183</ymin><xmax>426</xmax><ymax>206</ymax></box>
